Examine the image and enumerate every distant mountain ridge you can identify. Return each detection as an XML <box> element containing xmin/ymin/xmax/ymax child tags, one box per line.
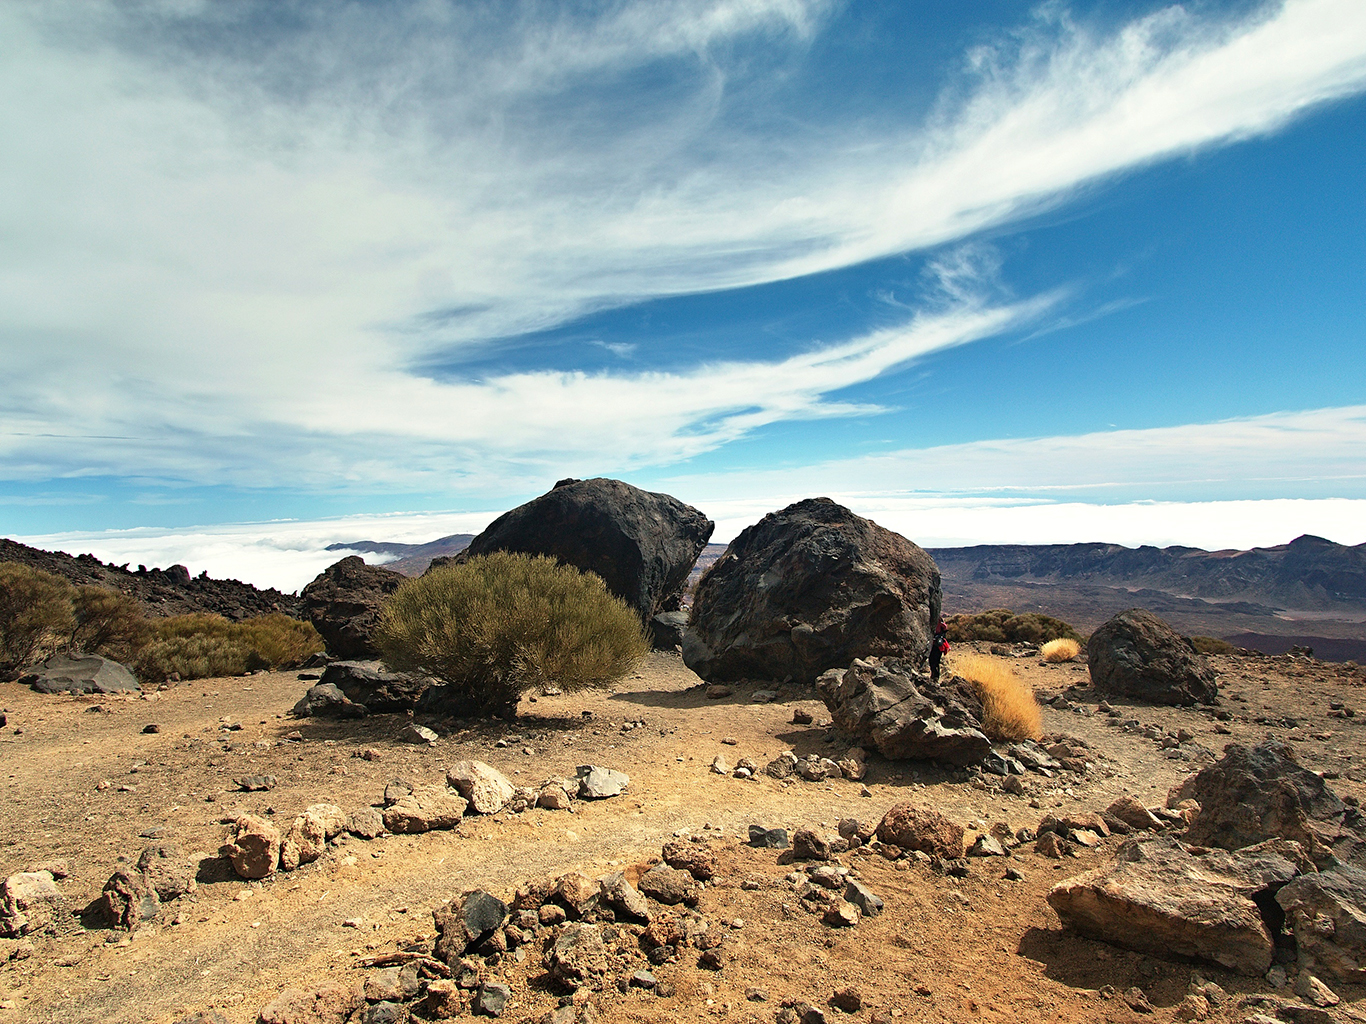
<box><xmin>327</xmin><ymin>534</ymin><xmax>475</xmax><ymax>576</ymax></box>
<box><xmin>927</xmin><ymin>534</ymin><xmax>1366</xmax><ymax>612</ymax></box>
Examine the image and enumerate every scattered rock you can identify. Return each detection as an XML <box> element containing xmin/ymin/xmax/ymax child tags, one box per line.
<box><xmin>398</xmin><ymin>724</ymin><xmax>439</xmax><ymax>745</ymax></box>
<box><xmin>301</xmin><ymin>557</ymin><xmax>406</xmax><ymax>660</ymax></box>
<box><xmin>684</xmin><ymin>498</ymin><xmax>941</xmax><ymax>684</ymax></box>
<box><xmin>843</xmin><ymin>881</ymin><xmax>884</xmax><ymax>917</ymax></box>
<box><xmin>1047</xmin><ymin>836</ymin><xmax>1312</xmax><ymax>975</ymax></box>
<box><xmin>347</xmin><ymin>807</ymin><xmax>385</xmax><ymax>840</ymax></box>
<box><xmin>792</xmin><ymin>709</ymin><xmax>814</xmax><ymax>725</ymax></box>
<box><xmin>1035</xmin><ymin>833</ymin><xmax>1071</xmax><ymax>859</ymax></box>
<box><xmin>381</xmin><ymin>785</ymin><xmax>467</xmax><ymax>834</ymax></box>
<box><xmin>1293</xmin><ymin>972</ymin><xmax>1340</xmax><ymax>1007</ymax></box>
<box><xmin>222</xmin><ymin>814</ymin><xmax>281</xmax><ymax>880</ymax></box>
<box><xmin>97</xmin><ymin>866</ymin><xmax>160</xmax><ymax>930</ymax></box>
<box><xmin>638</xmin><ymin>864</ymin><xmax>699</xmax><ymax>906</ymax></box>
<box><xmin>545</xmin><ymin>922</ymin><xmax>609</xmax><ymax>986</ymax></box>
<box><xmin>829</xmin><ymin>988</ymin><xmax>862</xmax><ymax>1012</ymax></box>
<box><xmin>649</xmin><ymin>610</ymin><xmax>690</xmax><ymax>650</ymax></box>
<box><xmin>319</xmin><ymin>660</ymin><xmax>428</xmax><ymax>712</ymax></box>
<box><xmin>22</xmin><ymin>654</ymin><xmax>139</xmax><ymax>694</ymax></box>
<box><xmin>822</xmin><ymin>901</ymin><xmax>860</xmax><ymax>928</ymax></box>
<box><xmin>792</xmin><ymin>830</ymin><xmax>833</xmax><ymax>861</ymax></box>
<box><xmin>576</xmin><ymin>765</ymin><xmax>629</xmax><ymax>799</ymax></box>
<box><xmin>291</xmin><ymin>683</ymin><xmax>367</xmax><ymax>719</ymax></box>
<box><xmin>236</xmin><ymin>775</ymin><xmax>278</xmax><ymax>792</ymax></box>
<box><xmin>537</xmin><ymin>784</ymin><xmax>573</xmax><ymax>810</ymax></box>
<box><xmin>817</xmin><ymin>658</ymin><xmax>991</xmax><ymax>766</ymax></box>
<box><xmin>136</xmin><ymin>844</ymin><xmax>196</xmax><ymax>901</ymax></box>
<box><xmin>364</xmin><ymin>965</ymin><xmax>420</xmax><ymax>1003</ymax></box>
<box><xmin>967</xmin><ymin>835</ymin><xmax>1007</xmax><ymax>857</ymax></box>
<box><xmin>1086</xmin><ymin>609</ymin><xmax>1218</xmax><ymax>705</ymax></box>
<box><xmin>598</xmin><ymin>872</ymin><xmax>651</xmax><ymax>922</ymax></box>
<box><xmin>1122</xmin><ymin>987</ymin><xmax>1154</xmax><ymax>1013</ymax></box>
<box><xmin>876</xmin><ymin>803</ymin><xmax>965</xmax><ymax>859</ymax></box>
<box><xmin>662</xmin><ymin>840</ymin><xmax>717</xmax><ymax>881</ymax></box>
<box><xmin>1106</xmin><ymin>796</ymin><xmax>1164</xmax><ymax>832</ymax></box>
<box><xmin>447</xmin><ymin>760</ymin><xmax>516</xmax><ymax>814</ymax></box>
<box><xmin>280</xmin><ymin>805</ymin><xmax>346</xmax><ymax>871</ymax></box>
<box><xmin>473</xmin><ymin>982</ymin><xmax>511</xmax><ymax>1017</ymax></box>
<box><xmin>0</xmin><ymin>871</ymin><xmax>64</xmax><ymax>938</ymax></box>
<box><xmin>257</xmin><ymin>981</ymin><xmax>364</xmax><ymax>1024</ymax></box>
<box><xmin>749</xmin><ymin>826</ymin><xmax>789</xmax><ymax>849</ymax></box>
<box><xmin>434</xmin><ymin>891</ymin><xmax>510</xmax><ymax>961</ymax></box>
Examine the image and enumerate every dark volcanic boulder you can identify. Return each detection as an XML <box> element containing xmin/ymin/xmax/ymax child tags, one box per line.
<box><xmin>300</xmin><ymin>556</ymin><xmax>406</xmax><ymax>659</ymax></box>
<box><xmin>457</xmin><ymin>478</ymin><xmax>713</xmax><ymax>621</ymax></box>
<box><xmin>22</xmin><ymin>654</ymin><xmax>139</xmax><ymax>694</ymax></box>
<box><xmin>817</xmin><ymin>657</ymin><xmax>990</xmax><ymax>765</ymax></box>
<box><xmin>1087</xmin><ymin>609</ymin><xmax>1218</xmax><ymax>705</ymax></box>
<box><xmin>319</xmin><ymin>661</ymin><xmax>429</xmax><ymax>711</ymax></box>
<box><xmin>684</xmin><ymin>498</ymin><xmax>941</xmax><ymax>684</ymax></box>
<box><xmin>1172</xmin><ymin>741</ymin><xmax>1359</xmax><ymax>866</ymax></box>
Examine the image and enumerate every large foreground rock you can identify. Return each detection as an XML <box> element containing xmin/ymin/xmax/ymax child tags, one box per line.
<box><xmin>22</xmin><ymin>653</ymin><xmax>139</xmax><ymax>694</ymax></box>
<box><xmin>458</xmin><ymin>477</ymin><xmax>713</xmax><ymax>621</ymax></box>
<box><xmin>817</xmin><ymin>656</ymin><xmax>990</xmax><ymax>765</ymax></box>
<box><xmin>1047</xmin><ymin>836</ymin><xmax>1311</xmax><ymax>975</ymax></box>
<box><xmin>1277</xmin><ymin>864</ymin><xmax>1366</xmax><ymax>983</ymax></box>
<box><xmin>685</xmin><ymin>498</ymin><xmax>941</xmax><ymax>684</ymax></box>
<box><xmin>0</xmin><ymin>870</ymin><xmax>65</xmax><ymax>937</ymax></box>
<box><xmin>301</xmin><ymin>556</ymin><xmax>406</xmax><ymax>659</ymax></box>
<box><xmin>1173</xmin><ymin>742</ymin><xmax>1359</xmax><ymax>866</ymax></box>
<box><xmin>1087</xmin><ymin>609</ymin><xmax>1218</xmax><ymax>705</ymax></box>
<box><xmin>876</xmin><ymin>803</ymin><xmax>966</xmax><ymax>858</ymax></box>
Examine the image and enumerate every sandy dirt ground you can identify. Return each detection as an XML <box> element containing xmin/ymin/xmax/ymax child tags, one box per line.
<box><xmin>1</xmin><ymin>647</ymin><xmax>1364</xmax><ymax>1024</ymax></box>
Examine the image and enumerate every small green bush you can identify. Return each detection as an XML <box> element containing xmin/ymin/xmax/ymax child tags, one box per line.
<box><xmin>376</xmin><ymin>551</ymin><xmax>649</xmax><ymax>717</ymax></box>
<box><xmin>135</xmin><ymin>634</ymin><xmax>265</xmax><ymax>683</ymax></box>
<box><xmin>70</xmin><ymin>585</ymin><xmax>153</xmax><ymax>664</ymax></box>
<box><xmin>134</xmin><ymin>612</ymin><xmax>323</xmax><ymax>682</ymax></box>
<box><xmin>1190</xmin><ymin>635</ymin><xmax>1234</xmax><ymax>656</ymax></box>
<box><xmin>946</xmin><ymin>608</ymin><xmax>1082</xmax><ymax>645</ymax></box>
<box><xmin>0</xmin><ymin>563</ymin><xmax>76</xmax><ymax>678</ymax></box>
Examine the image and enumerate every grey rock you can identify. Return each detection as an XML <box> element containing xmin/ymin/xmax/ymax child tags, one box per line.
<box><xmin>576</xmin><ymin>765</ymin><xmax>629</xmax><ymax>799</ymax></box>
<box><xmin>291</xmin><ymin>682</ymin><xmax>366</xmax><ymax>719</ymax></box>
<box><xmin>98</xmin><ymin>866</ymin><xmax>160</xmax><ymax>930</ymax></box>
<box><xmin>749</xmin><ymin>826</ymin><xmax>789</xmax><ymax>849</ymax></box>
<box><xmin>1087</xmin><ymin>609</ymin><xmax>1218</xmax><ymax>706</ymax></box>
<box><xmin>22</xmin><ymin>654</ymin><xmax>139</xmax><ymax>694</ymax></box>
<box><xmin>473</xmin><ymin>982</ymin><xmax>511</xmax><ymax>1017</ymax></box>
<box><xmin>347</xmin><ymin>807</ymin><xmax>385</xmax><ymax>840</ymax></box>
<box><xmin>816</xmin><ymin>657</ymin><xmax>991</xmax><ymax>767</ymax></box>
<box><xmin>398</xmin><ymin>723</ymin><xmax>439</xmax><ymax>745</ymax></box>
<box><xmin>843</xmin><ymin>881</ymin><xmax>884</xmax><ymax>916</ymax></box>
<box><xmin>235</xmin><ymin>775</ymin><xmax>277</xmax><ymax>792</ymax></box>
<box><xmin>599</xmin><ymin>871</ymin><xmax>651</xmax><ymax>922</ymax></box>
<box><xmin>545</xmin><ymin>922</ymin><xmax>609</xmax><ymax>984</ymax></box>
<box><xmin>319</xmin><ymin>661</ymin><xmax>429</xmax><ymax>712</ymax></box>
<box><xmin>434</xmin><ymin>890</ymin><xmax>509</xmax><ymax>961</ymax></box>
<box><xmin>650</xmin><ymin>611</ymin><xmax>690</xmax><ymax>650</ymax></box>
<box><xmin>684</xmin><ymin>498</ymin><xmax>941</xmax><ymax>684</ymax></box>
<box><xmin>981</xmin><ymin>750</ymin><xmax>1025</xmax><ymax>777</ymax></box>
<box><xmin>968</xmin><ymin>835</ymin><xmax>1007</xmax><ymax>857</ymax></box>
<box><xmin>364</xmin><ymin>965</ymin><xmax>420</xmax><ymax>1003</ymax></box>
<box><xmin>447</xmin><ymin>760</ymin><xmax>516</xmax><ymax>814</ymax></box>
<box><xmin>363</xmin><ymin>1004</ymin><xmax>409</xmax><ymax>1024</ymax></box>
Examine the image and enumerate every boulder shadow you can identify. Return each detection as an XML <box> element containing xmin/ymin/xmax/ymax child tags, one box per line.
<box><xmin>1016</xmin><ymin>927</ymin><xmax>1195</xmax><ymax>1007</ymax></box>
<box><xmin>194</xmin><ymin>854</ymin><xmax>238</xmax><ymax>887</ymax></box>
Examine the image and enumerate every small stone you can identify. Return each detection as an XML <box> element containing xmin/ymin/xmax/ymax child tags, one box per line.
<box><xmin>473</xmin><ymin>982</ymin><xmax>510</xmax><ymax>1017</ymax></box>
<box><xmin>792</xmin><ymin>829</ymin><xmax>832</xmax><ymax>861</ymax></box>
<box><xmin>721</xmin><ymin>736</ymin><xmax>739</xmax><ymax>745</ymax></box>
<box><xmin>630</xmin><ymin>969</ymin><xmax>657</xmax><ymax>989</ymax></box>
<box><xmin>1175</xmin><ymin>994</ymin><xmax>1210</xmax><ymax>1021</ymax></box>
<box><xmin>1004</xmin><ymin>867</ymin><xmax>1024</xmax><ymax>881</ymax></box>
<box><xmin>576</xmin><ymin>765</ymin><xmax>629</xmax><ymax>799</ymax></box>
<box><xmin>234</xmin><ymin>775</ymin><xmax>276</xmax><ymax>792</ymax></box>
<box><xmin>967</xmin><ymin>834</ymin><xmax>1006</xmax><ymax>857</ymax></box>
<box><xmin>399</xmin><ymin>724</ymin><xmax>439</xmax><ymax>745</ymax></box>
<box><xmin>1293</xmin><ymin>973</ymin><xmax>1339</xmax><ymax>1007</ymax></box>
<box><xmin>705</xmin><ymin>684</ymin><xmax>733</xmax><ymax>699</ymax></box>
<box><xmin>843</xmin><ymin>880</ymin><xmax>883</xmax><ymax>917</ymax></box>
<box><xmin>792</xmin><ymin>709</ymin><xmax>814</xmax><ymax>725</ymax></box>
<box><xmin>830</xmin><ymin>988</ymin><xmax>862</xmax><ymax>1013</ymax></box>
<box><xmin>748</xmin><ymin>825</ymin><xmax>789</xmax><ymax>849</ymax></box>
<box><xmin>746</xmin><ymin>987</ymin><xmax>768</xmax><ymax>1002</ymax></box>
<box><xmin>822</xmin><ymin>901</ymin><xmax>860</xmax><ymax>928</ymax></box>
<box><xmin>710</xmin><ymin>756</ymin><xmax>730</xmax><ymax>775</ymax></box>
<box><xmin>142</xmin><ymin>724</ymin><xmax>160</xmax><ymax>734</ymax></box>
<box><xmin>1123</xmin><ymin>987</ymin><xmax>1154</xmax><ymax>1013</ymax></box>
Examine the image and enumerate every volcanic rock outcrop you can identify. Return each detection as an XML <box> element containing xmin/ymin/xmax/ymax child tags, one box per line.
<box><xmin>684</xmin><ymin>498</ymin><xmax>941</xmax><ymax>684</ymax></box>
<box><xmin>1087</xmin><ymin>608</ymin><xmax>1218</xmax><ymax>705</ymax></box>
<box><xmin>301</xmin><ymin>556</ymin><xmax>406</xmax><ymax>659</ymax></box>
<box><xmin>455</xmin><ymin>478</ymin><xmax>713</xmax><ymax>623</ymax></box>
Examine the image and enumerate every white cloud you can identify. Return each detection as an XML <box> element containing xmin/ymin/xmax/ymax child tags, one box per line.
<box><xmin>1</xmin><ymin>0</ymin><xmax>1365</xmax><ymax>492</ymax></box>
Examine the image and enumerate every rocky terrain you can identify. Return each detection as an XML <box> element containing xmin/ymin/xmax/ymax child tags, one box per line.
<box><xmin>0</xmin><ymin>539</ymin><xmax>300</xmax><ymax>621</ymax></box>
<box><xmin>2</xmin><ymin>644</ymin><xmax>1365</xmax><ymax>1024</ymax></box>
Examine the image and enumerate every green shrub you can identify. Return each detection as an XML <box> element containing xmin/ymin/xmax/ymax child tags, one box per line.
<box><xmin>70</xmin><ymin>585</ymin><xmax>153</xmax><ymax>664</ymax></box>
<box><xmin>134</xmin><ymin>612</ymin><xmax>323</xmax><ymax>682</ymax></box>
<box><xmin>376</xmin><ymin>551</ymin><xmax>649</xmax><ymax>717</ymax></box>
<box><xmin>135</xmin><ymin>634</ymin><xmax>265</xmax><ymax>683</ymax></box>
<box><xmin>1190</xmin><ymin>635</ymin><xmax>1234</xmax><ymax>656</ymax></box>
<box><xmin>946</xmin><ymin>608</ymin><xmax>1082</xmax><ymax>645</ymax></box>
<box><xmin>0</xmin><ymin>563</ymin><xmax>76</xmax><ymax>678</ymax></box>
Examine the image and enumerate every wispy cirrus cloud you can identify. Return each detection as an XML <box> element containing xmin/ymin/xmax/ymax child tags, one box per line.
<box><xmin>1</xmin><ymin>0</ymin><xmax>1364</xmax><ymax>496</ymax></box>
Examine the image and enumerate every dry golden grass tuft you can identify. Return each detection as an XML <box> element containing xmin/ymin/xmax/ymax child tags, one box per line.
<box><xmin>1040</xmin><ymin>637</ymin><xmax>1082</xmax><ymax>663</ymax></box>
<box><xmin>954</xmin><ymin>653</ymin><xmax>1042</xmax><ymax>742</ymax></box>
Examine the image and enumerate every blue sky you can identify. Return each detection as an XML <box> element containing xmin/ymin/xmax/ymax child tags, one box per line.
<box><xmin>3</xmin><ymin>0</ymin><xmax>1366</xmax><ymax>590</ymax></box>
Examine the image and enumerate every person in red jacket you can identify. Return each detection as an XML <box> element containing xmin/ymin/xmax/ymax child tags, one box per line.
<box><xmin>928</xmin><ymin>619</ymin><xmax>949</xmax><ymax>683</ymax></box>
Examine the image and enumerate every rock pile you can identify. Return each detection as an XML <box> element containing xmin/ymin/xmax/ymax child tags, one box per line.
<box><xmin>684</xmin><ymin>498</ymin><xmax>941</xmax><ymax>685</ymax></box>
